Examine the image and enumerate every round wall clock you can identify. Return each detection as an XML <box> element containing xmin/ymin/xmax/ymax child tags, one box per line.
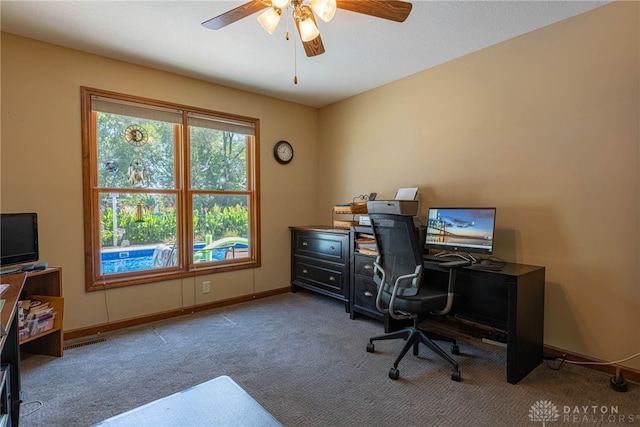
<box><xmin>274</xmin><ymin>140</ymin><xmax>294</xmax><ymax>164</ymax></box>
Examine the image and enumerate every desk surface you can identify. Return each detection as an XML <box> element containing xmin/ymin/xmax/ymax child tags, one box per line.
<box><xmin>289</xmin><ymin>225</ymin><xmax>350</xmax><ymax>235</ymax></box>
<box><xmin>0</xmin><ymin>273</ymin><xmax>26</xmax><ymax>350</ymax></box>
<box><xmin>424</xmin><ymin>258</ymin><xmax>544</xmax><ymax>277</ymax></box>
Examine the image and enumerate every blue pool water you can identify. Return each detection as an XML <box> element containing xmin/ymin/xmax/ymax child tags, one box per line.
<box><xmin>101</xmin><ymin>244</ymin><xmax>245</xmax><ymax>274</ymax></box>
<box><xmin>102</xmin><ymin>256</ymin><xmax>155</xmax><ymax>274</ymax></box>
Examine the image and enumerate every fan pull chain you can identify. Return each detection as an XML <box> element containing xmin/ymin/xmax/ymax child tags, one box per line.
<box><xmin>285</xmin><ymin>7</ymin><xmax>290</xmax><ymax>40</ymax></box>
<box><xmin>283</xmin><ymin>5</ymin><xmax>297</xmax><ymax>84</ymax></box>
<box><xmin>294</xmin><ymin>30</ymin><xmax>298</xmax><ymax>84</ymax></box>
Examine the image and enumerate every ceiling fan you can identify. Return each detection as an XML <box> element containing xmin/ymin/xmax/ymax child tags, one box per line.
<box><xmin>202</xmin><ymin>0</ymin><xmax>413</xmax><ymax>58</ymax></box>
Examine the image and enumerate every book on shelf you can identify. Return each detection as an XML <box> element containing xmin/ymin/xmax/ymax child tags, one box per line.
<box><xmin>18</xmin><ymin>298</ymin><xmax>57</xmax><ymax>340</ymax></box>
<box><xmin>25</xmin><ymin>301</ymin><xmax>52</xmax><ymax>320</ymax></box>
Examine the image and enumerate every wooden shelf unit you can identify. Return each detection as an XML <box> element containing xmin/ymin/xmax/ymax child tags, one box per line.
<box><xmin>19</xmin><ymin>268</ymin><xmax>64</xmax><ymax>357</ymax></box>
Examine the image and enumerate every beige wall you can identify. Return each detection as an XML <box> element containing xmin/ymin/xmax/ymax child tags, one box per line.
<box><xmin>1</xmin><ymin>34</ymin><xmax>319</xmax><ymax>331</ymax></box>
<box><xmin>317</xmin><ymin>2</ymin><xmax>639</xmax><ymax>369</ymax></box>
<box><xmin>2</xmin><ymin>1</ymin><xmax>638</xmax><ymax>370</ymax></box>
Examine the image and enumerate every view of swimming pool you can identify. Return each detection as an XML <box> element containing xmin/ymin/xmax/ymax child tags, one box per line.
<box><xmin>101</xmin><ymin>243</ymin><xmax>246</xmax><ymax>274</ymax></box>
<box><xmin>102</xmin><ymin>256</ymin><xmax>155</xmax><ymax>274</ymax></box>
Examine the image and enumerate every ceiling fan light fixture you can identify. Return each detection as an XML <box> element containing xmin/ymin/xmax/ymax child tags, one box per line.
<box><xmin>272</xmin><ymin>0</ymin><xmax>291</xmax><ymax>9</ymax></box>
<box><xmin>309</xmin><ymin>0</ymin><xmax>336</xmax><ymax>22</ymax></box>
<box><xmin>296</xmin><ymin>5</ymin><xmax>320</xmax><ymax>42</ymax></box>
<box><xmin>298</xmin><ymin>18</ymin><xmax>319</xmax><ymax>42</ymax></box>
<box><xmin>257</xmin><ymin>7</ymin><xmax>282</xmax><ymax>34</ymax></box>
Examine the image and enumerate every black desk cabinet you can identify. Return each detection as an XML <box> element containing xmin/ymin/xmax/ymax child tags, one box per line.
<box><xmin>424</xmin><ymin>262</ymin><xmax>545</xmax><ymax>384</ymax></box>
<box><xmin>350</xmin><ymin>226</ymin><xmax>412</xmax><ymax>332</ymax></box>
<box><xmin>351</xmin><ymin>253</ymin><xmax>378</xmax><ymax>318</ymax></box>
<box><xmin>290</xmin><ymin>225</ymin><xmax>545</xmax><ymax>384</ymax></box>
<box><xmin>290</xmin><ymin>226</ymin><xmax>350</xmax><ymax>312</ymax></box>
<box><xmin>350</xmin><ymin>226</ymin><xmax>378</xmax><ymax>320</ymax></box>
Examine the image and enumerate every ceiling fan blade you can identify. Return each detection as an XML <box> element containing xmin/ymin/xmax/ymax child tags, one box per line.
<box><xmin>202</xmin><ymin>1</ymin><xmax>270</xmax><ymax>30</ymax></box>
<box><xmin>302</xmin><ymin>34</ymin><xmax>326</xmax><ymax>57</ymax></box>
<box><xmin>337</xmin><ymin>1</ymin><xmax>412</xmax><ymax>22</ymax></box>
<box><xmin>295</xmin><ymin>13</ymin><xmax>326</xmax><ymax>57</ymax></box>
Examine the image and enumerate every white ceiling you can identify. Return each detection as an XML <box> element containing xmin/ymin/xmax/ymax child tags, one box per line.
<box><xmin>1</xmin><ymin>1</ymin><xmax>609</xmax><ymax>108</ymax></box>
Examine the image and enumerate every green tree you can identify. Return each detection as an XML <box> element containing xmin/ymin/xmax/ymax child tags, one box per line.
<box><xmin>97</xmin><ymin>113</ymin><xmax>176</xmax><ymax>190</ymax></box>
<box><xmin>97</xmin><ymin>113</ymin><xmax>249</xmax><ymax>249</ymax></box>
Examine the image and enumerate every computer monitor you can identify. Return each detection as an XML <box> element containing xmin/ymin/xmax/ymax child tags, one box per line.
<box><xmin>425</xmin><ymin>207</ymin><xmax>496</xmax><ymax>255</ymax></box>
<box><xmin>1</xmin><ymin>212</ymin><xmax>39</xmax><ymax>269</ymax></box>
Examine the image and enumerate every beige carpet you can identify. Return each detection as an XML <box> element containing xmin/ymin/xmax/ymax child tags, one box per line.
<box><xmin>19</xmin><ymin>291</ymin><xmax>639</xmax><ymax>426</ymax></box>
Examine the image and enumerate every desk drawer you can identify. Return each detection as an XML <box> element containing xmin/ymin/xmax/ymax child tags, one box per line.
<box><xmin>353</xmin><ymin>276</ymin><xmax>379</xmax><ymax>314</ymax></box>
<box><xmin>293</xmin><ymin>231</ymin><xmax>348</xmax><ymax>264</ymax></box>
<box><xmin>354</xmin><ymin>254</ymin><xmax>375</xmax><ymax>277</ymax></box>
<box><xmin>293</xmin><ymin>258</ymin><xmax>346</xmax><ymax>295</ymax></box>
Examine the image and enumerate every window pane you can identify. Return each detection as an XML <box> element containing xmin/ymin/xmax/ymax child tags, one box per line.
<box><xmin>97</xmin><ymin>112</ymin><xmax>176</xmax><ymax>190</ymax></box>
<box><xmin>83</xmin><ymin>87</ymin><xmax>260</xmax><ymax>290</ymax></box>
<box><xmin>99</xmin><ymin>192</ymin><xmax>178</xmax><ymax>275</ymax></box>
<box><xmin>190</xmin><ymin>127</ymin><xmax>247</xmax><ymax>191</ymax></box>
<box><xmin>192</xmin><ymin>194</ymin><xmax>249</xmax><ymax>264</ymax></box>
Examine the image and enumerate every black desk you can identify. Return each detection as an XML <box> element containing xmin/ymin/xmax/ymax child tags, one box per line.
<box><xmin>423</xmin><ymin>261</ymin><xmax>545</xmax><ymax>384</ymax></box>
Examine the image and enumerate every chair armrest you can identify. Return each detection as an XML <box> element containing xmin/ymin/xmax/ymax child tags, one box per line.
<box><xmin>431</xmin><ymin>265</ymin><xmax>465</xmax><ymax>315</ymax></box>
<box><xmin>374</xmin><ymin>260</ymin><xmax>421</xmax><ymax>320</ymax></box>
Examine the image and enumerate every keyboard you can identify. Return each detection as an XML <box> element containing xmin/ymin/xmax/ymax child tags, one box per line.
<box><xmin>0</xmin><ymin>267</ymin><xmax>21</xmax><ymax>275</ymax></box>
<box><xmin>469</xmin><ymin>263</ymin><xmax>504</xmax><ymax>271</ymax></box>
<box><xmin>423</xmin><ymin>254</ymin><xmax>469</xmax><ymax>263</ymax></box>
<box><xmin>438</xmin><ymin>260</ymin><xmax>471</xmax><ymax>268</ymax></box>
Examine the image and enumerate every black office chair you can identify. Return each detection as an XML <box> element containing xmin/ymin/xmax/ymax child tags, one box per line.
<box><xmin>365</xmin><ymin>213</ymin><xmax>466</xmax><ymax>381</ymax></box>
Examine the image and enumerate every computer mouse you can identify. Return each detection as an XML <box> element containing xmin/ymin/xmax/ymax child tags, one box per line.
<box><xmin>480</xmin><ymin>259</ymin><xmax>491</xmax><ymax>265</ymax></box>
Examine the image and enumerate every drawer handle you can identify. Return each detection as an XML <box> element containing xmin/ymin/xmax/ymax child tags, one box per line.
<box><xmin>302</xmin><ymin>269</ymin><xmax>308</xmax><ymax>274</ymax></box>
<box><xmin>302</xmin><ymin>241</ymin><xmax>308</xmax><ymax>246</ymax></box>
<box><xmin>364</xmin><ymin>291</ymin><xmax>373</xmax><ymax>297</ymax></box>
<box><xmin>364</xmin><ymin>264</ymin><xmax>372</xmax><ymax>270</ymax></box>
<box><xmin>329</xmin><ymin>245</ymin><xmax>335</xmax><ymax>250</ymax></box>
<box><xmin>329</xmin><ymin>276</ymin><xmax>336</xmax><ymax>281</ymax></box>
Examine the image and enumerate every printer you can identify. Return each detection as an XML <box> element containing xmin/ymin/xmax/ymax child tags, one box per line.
<box><xmin>366</xmin><ymin>187</ymin><xmax>419</xmax><ymax>216</ymax></box>
<box><xmin>366</xmin><ymin>200</ymin><xmax>418</xmax><ymax>216</ymax></box>
<box><xmin>365</xmin><ymin>187</ymin><xmax>425</xmax><ymax>249</ymax></box>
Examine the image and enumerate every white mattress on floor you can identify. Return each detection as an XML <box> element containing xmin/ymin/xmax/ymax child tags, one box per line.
<box><xmin>92</xmin><ymin>375</ymin><xmax>282</xmax><ymax>427</ymax></box>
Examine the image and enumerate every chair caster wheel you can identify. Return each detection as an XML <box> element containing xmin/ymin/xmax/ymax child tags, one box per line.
<box><xmin>610</xmin><ymin>374</ymin><xmax>628</xmax><ymax>392</ymax></box>
<box><xmin>451</xmin><ymin>370</ymin><xmax>461</xmax><ymax>382</ymax></box>
<box><xmin>389</xmin><ymin>367</ymin><xmax>400</xmax><ymax>380</ymax></box>
<box><xmin>451</xmin><ymin>344</ymin><xmax>460</xmax><ymax>355</ymax></box>
<box><xmin>366</xmin><ymin>343</ymin><xmax>375</xmax><ymax>353</ymax></box>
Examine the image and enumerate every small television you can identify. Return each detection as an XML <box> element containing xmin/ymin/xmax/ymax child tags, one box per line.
<box><xmin>0</xmin><ymin>212</ymin><xmax>39</xmax><ymax>270</ymax></box>
<box><xmin>425</xmin><ymin>207</ymin><xmax>496</xmax><ymax>255</ymax></box>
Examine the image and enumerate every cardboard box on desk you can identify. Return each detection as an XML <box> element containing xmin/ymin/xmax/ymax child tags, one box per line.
<box><xmin>333</xmin><ymin>202</ymin><xmax>368</xmax><ymax>215</ymax></box>
<box><xmin>333</xmin><ymin>220</ymin><xmax>357</xmax><ymax>229</ymax></box>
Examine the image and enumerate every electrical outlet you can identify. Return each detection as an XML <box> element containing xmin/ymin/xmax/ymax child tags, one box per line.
<box><xmin>202</xmin><ymin>281</ymin><xmax>210</xmax><ymax>294</ymax></box>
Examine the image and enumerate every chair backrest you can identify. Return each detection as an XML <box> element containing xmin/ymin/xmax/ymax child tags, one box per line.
<box><xmin>369</xmin><ymin>214</ymin><xmax>423</xmax><ymax>298</ymax></box>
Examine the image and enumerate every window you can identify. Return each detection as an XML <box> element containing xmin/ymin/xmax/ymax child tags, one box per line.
<box><xmin>81</xmin><ymin>87</ymin><xmax>260</xmax><ymax>290</ymax></box>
